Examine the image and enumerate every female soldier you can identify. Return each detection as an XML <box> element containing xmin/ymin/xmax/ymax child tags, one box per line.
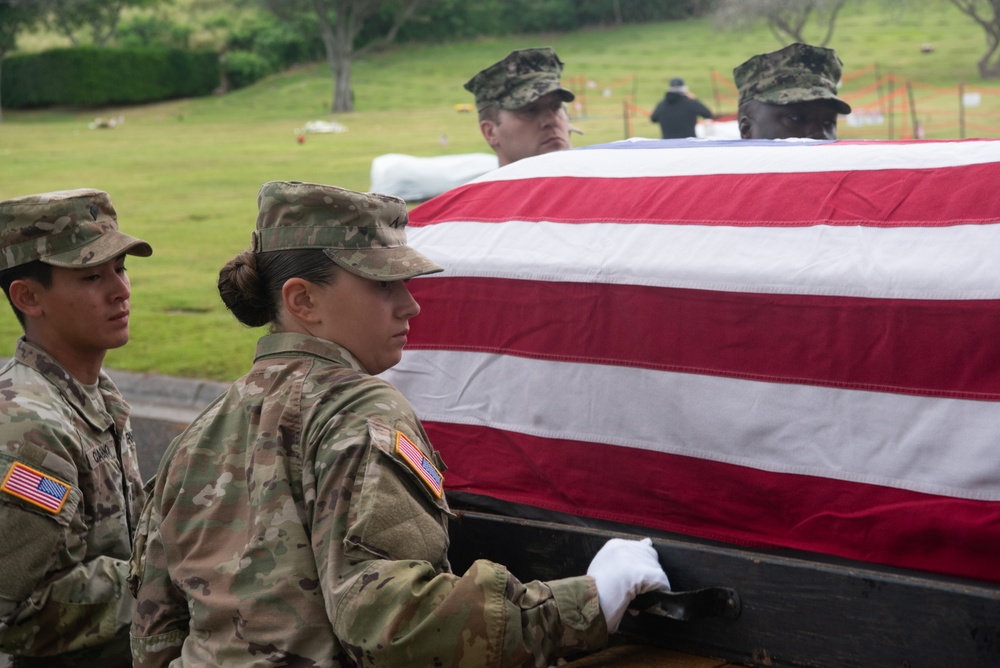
<box><xmin>129</xmin><ymin>180</ymin><xmax>670</xmax><ymax>667</ymax></box>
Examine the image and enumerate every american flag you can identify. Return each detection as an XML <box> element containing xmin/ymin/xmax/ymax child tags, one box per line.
<box><xmin>2</xmin><ymin>462</ymin><xmax>69</xmax><ymax>513</ymax></box>
<box><xmin>396</xmin><ymin>430</ymin><xmax>443</xmax><ymax>498</ymax></box>
<box><xmin>383</xmin><ymin>137</ymin><xmax>1000</xmax><ymax>584</ymax></box>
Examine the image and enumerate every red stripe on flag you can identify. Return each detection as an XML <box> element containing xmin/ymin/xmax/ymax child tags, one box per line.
<box><xmin>407</xmin><ymin>277</ymin><xmax>1000</xmax><ymax>399</ymax></box>
<box><xmin>427</xmin><ymin>421</ymin><xmax>1000</xmax><ymax>583</ymax></box>
<box><xmin>410</xmin><ymin>166</ymin><xmax>1000</xmax><ymax>228</ymax></box>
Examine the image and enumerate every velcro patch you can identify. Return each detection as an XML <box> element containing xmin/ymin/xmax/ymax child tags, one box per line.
<box><xmin>395</xmin><ymin>431</ymin><xmax>443</xmax><ymax>498</ymax></box>
<box><xmin>1</xmin><ymin>462</ymin><xmax>70</xmax><ymax>514</ymax></box>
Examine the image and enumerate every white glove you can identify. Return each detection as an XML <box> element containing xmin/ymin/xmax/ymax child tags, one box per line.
<box><xmin>586</xmin><ymin>537</ymin><xmax>671</xmax><ymax>633</ymax></box>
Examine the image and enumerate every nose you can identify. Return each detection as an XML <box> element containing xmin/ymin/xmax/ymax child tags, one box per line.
<box><xmin>539</xmin><ymin>105</ymin><xmax>561</xmax><ymax>127</ymax></box>
<box><xmin>807</xmin><ymin>121</ymin><xmax>835</xmax><ymax>141</ymax></box>
<box><xmin>112</xmin><ymin>271</ymin><xmax>131</xmax><ymax>301</ymax></box>
<box><xmin>397</xmin><ymin>282</ymin><xmax>420</xmax><ymax>319</ymax></box>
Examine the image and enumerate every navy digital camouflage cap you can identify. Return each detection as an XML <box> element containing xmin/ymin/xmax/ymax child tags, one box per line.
<box><xmin>734</xmin><ymin>42</ymin><xmax>851</xmax><ymax>115</ymax></box>
<box><xmin>0</xmin><ymin>188</ymin><xmax>152</xmax><ymax>271</ymax></box>
<box><xmin>252</xmin><ymin>181</ymin><xmax>443</xmax><ymax>281</ymax></box>
<box><xmin>464</xmin><ymin>47</ymin><xmax>575</xmax><ymax>112</ymax></box>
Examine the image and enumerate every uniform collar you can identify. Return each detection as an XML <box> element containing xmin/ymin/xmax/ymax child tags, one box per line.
<box><xmin>254</xmin><ymin>332</ymin><xmax>369</xmax><ymax>374</ymax></box>
<box><xmin>13</xmin><ymin>337</ymin><xmax>121</xmax><ymax>431</ymax></box>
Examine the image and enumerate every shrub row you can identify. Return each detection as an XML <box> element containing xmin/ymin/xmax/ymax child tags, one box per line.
<box><xmin>222</xmin><ymin>16</ymin><xmax>325</xmax><ymax>91</ymax></box>
<box><xmin>364</xmin><ymin>0</ymin><xmax>710</xmax><ymax>44</ymax></box>
<box><xmin>1</xmin><ymin>47</ymin><xmax>220</xmax><ymax>109</ymax></box>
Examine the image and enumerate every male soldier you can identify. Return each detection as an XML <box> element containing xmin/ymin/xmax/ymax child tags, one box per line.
<box><xmin>465</xmin><ymin>47</ymin><xmax>575</xmax><ymax>167</ymax></box>
<box><xmin>0</xmin><ymin>189</ymin><xmax>151</xmax><ymax>667</ymax></box>
<box><xmin>734</xmin><ymin>42</ymin><xmax>852</xmax><ymax>140</ymax></box>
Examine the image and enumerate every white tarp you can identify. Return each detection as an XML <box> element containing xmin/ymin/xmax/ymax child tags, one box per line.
<box><xmin>370</xmin><ymin>153</ymin><xmax>498</xmax><ymax>202</ymax></box>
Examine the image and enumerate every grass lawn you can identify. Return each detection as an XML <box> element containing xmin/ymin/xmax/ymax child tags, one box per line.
<box><xmin>1</xmin><ymin>2</ymin><xmax>997</xmax><ymax>380</ymax></box>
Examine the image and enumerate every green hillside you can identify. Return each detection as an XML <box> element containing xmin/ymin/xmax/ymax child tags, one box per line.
<box><xmin>0</xmin><ymin>2</ymin><xmax>996</xmax><ymax>380</ymax></box>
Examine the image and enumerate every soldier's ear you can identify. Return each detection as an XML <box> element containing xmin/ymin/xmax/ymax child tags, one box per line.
<box><xmin>9</xmin><ymin>279</ymin><xmax>43</xmax><ymax>318</ymax></box>
<box><xmin>738</xmin><ymin>115</ymin><xmax>754</xmax><ymax>139</ymax></box>
<box><xmin>480</xmin><ymin>119</ymin><xmax>501</xmax><ymax>149</ymax></box>
<box><xmin>282</xmin><ymin>277</ymin><xmax>321</xmax><ymax>325</ymax></box>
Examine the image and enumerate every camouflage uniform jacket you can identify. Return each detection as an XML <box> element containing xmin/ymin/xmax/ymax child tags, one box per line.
<box><xmin>130</xmin><ymin>332</ymin><xmax>606</xmax><ymax>667</ymax></box>
<box><xmin>0</xmin><ymin>337</ymin><xmax>144</xmax><ymax>661</ymax></box>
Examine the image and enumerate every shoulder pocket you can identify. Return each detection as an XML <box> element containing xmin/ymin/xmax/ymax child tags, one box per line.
<box><xmin>345</xmin><ymin>420</ymin><xmax>452</xmax><ymax>565</ymax></box>
<box><xmin>0</xmin><ymin>454</ymin><xmax>81</xmax><ymax>600</ymax></box>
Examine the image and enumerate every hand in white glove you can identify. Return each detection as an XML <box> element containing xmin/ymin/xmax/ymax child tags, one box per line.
<box><xmin>586</xmin><ymin>537</ymin><xmax>671</xmax><ymax>633</ymax></box>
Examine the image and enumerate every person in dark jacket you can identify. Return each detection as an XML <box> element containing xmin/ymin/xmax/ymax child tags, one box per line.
<box><xmin>650</xmin><ymin>78</ymin><xmax>714</xmax><ymax>139</ymax></box>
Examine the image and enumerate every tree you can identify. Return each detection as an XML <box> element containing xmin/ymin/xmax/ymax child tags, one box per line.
<box><xmin>45</xmin><ymin>0</ymin><xmax>158</xmax><ymax>47</ymax></box>
<box><xmin>714</xmin><ymin>0</ymin><xmax>848</xmax><ymax>47</ymax></box>
<box><xmin>948</xmin><ymin>0</ymin><xmax>1000</xmax><ymax>78</ymax></box>
<box><xmin>0</xmin><ymin>0</ymin><xmax>45</xmax><ymax>123</ymax></box>
<box><xmin>263</xmin><ymin>0</ymin><xmax>436</xmax><ymax>113</ymax></box>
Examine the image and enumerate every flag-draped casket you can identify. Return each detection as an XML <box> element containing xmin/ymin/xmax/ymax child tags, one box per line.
<box><xmin>382</xmin><ymin>138</ymin><xmax>1000</xmax><ymax>584</ymax></box>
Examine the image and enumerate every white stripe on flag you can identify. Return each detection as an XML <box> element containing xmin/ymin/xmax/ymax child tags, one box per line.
<box><xmin>474</xmin><ymin>139</ymin><xmax>1000</xmax><ymax>182</ymax></box>
<box><xmin>384</xmin><ymin>349</ymin><xmax>1000</xmax><ymax>502</ymax></box>
<box><xmin>406</xmin><ymin>221</ymin><xmax>1000</xmax><ymax>299</ymax></box>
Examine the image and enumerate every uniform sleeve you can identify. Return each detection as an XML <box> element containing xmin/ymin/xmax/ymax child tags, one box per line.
<box><xmin>0</xmin><ymin>445</ymin><xmax>132</xmax><ymax>657</ymax></box>
<box><xmin>129</xmin><ymin>469</ymin><xmax>190</xmax><ymax>666</ymax></box>
<box><xmin>309</xmin><ymin>415</ymin><xmax>608</xmax><ymax>667</ymax></box>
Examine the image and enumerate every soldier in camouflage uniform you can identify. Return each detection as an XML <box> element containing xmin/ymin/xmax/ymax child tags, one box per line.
<box><xmin>465</xmin><ymin>47</ymin><xmax>575</xmax><ymax>167</ymax></box>
<box><xmin>0</xmin><ymin>189</ymin><xmax>152</xmax><ymax>667</ymax></box>
<box><xmin>734</xmin><ymin>42</ymin><xmax>852</xmax><ymax>140</ymax></box>
<box><xmin>129</xmin><ymin>180</ymin><xmax>671</xmax><ymax>667</ymax></box>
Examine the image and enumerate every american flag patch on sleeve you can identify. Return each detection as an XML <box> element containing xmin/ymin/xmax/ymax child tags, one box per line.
<box><xmin>395</xmin><ymin>430</ymin><xmax>444</xmax><ymax>498</ymax></box>
<box><xmin>1</xmin><ymin>462</ymin><xmax>70</xmax><ymax>514</ymax></box>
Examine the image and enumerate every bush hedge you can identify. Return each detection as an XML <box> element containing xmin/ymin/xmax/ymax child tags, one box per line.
<box><xmin>364</xmin><ymin>0</ymin><xmax>711</xmax><ymax>44</ymax></box>
<box><xmin>1</xmin><ymin>46</ymin><xmax>220</xmax><ymax>109</ymax></box>
<box><xmin>222</xmin><ymin>50</ymin><xmax>273</xmax><ymax>91</ymax></box>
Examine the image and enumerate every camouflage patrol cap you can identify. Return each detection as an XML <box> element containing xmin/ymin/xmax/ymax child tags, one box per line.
<box><xmin>0</xmin><ymin>188</ymin><xmax>152</xmax><ymax>271</ymax></box>
<box><xmin>464</xmin><ymin>47</ymin><xmax>575</xmax><ymax>112</ymax></box>
<box><xmin>252</xmin><ymin>181</ymin><xmax>443</xmax><ymax>281</ymax></box>
<box><xmin>734</xmin><ymin>42</ymin><xmax>851</xmax><ymax>115</ymax></box>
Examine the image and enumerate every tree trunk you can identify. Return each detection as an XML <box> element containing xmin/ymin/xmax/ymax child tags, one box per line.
<box><xmin>0</xmin><ymin>57</ymin><xmax>5</xmax><ymax>124</ymax></box>
<box><xmin>334</xmin><ymin>56</ymin><xmax>352</xmax><ymax>112</ymax></box>
<box><xmin>313</xmin><ymin>0</ymin><xmax>355</xmax><ymax>113</ymax></box>
<box><xmin>977</xmin><ymin>31</ymin><xmax>1000</xmax><ymax>78</ymax></box>
<box><xmin>978</xmin><ymin>55</ymin><xmax>1000</xmax><ymax>78</ymax></box>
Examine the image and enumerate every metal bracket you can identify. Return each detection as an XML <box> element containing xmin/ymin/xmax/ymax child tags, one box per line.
<box><xmin>630</xmin><ymin>586</ymin><xmax>742</xmax><ymax>622</ymax></box>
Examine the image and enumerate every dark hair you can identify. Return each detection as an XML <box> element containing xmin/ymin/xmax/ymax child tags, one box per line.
<box><xmin>478</xmin><ymin>105</ymin><xmax>500</xmax><ymax>124</ymax></box>
<box><xmin>0</xmin><ymin>261</ymin><xmax>53</xmax><ymax>328</ymax></box>
<box><xmin>218</xmin><ymin>249</ymin><xmax>336</xmax><ymax>330</ymax></box>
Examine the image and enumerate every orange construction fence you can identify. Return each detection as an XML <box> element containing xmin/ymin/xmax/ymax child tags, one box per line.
<box><xmin>616</xmin><ymin>66</ymin><xmax>1000</xmax><ymax>140</ymax></box>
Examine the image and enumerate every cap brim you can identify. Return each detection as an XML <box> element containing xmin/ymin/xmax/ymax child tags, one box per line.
<box><xmin>830</xmin><ymin>97</ymin><xmax>852</xmax><ymax>115</ymax></box>
<box><xmin>758</xmin><ymin>87</ymin><xmax>851</xmax><ymax>115</ymax></box>
<box><xmin>498</xmin><ymin>85</ymin><xmax>575</xmax><ymax>111</ymax></box>
<box><xmin>43</xmin><ymin>231</ymin><xmax>153</xmax><ymax>268</ymax></box>
<box><xmin>325</xmin><ymin>246</ymin><xmax>444</xmax><ymax>281</ymax></box>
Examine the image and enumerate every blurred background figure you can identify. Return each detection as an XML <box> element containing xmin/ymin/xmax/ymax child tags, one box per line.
<box><xmin>650</xmin><ymin>77</ymin><xmax>714</xmax><ymax>139</ymax></box>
